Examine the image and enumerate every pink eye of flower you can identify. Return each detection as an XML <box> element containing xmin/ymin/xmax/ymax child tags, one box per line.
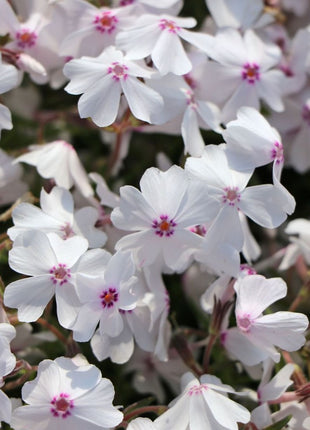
<box><xmin>100</xmin><ymin>287</ymin><xmax>119</xmax><ymax>308</ymax></box>
<box><xmin>61</xmin><ymin>223</ymin><xmax>75</xmax><ymax>239</ymax></box>
<box><xmin>271</xmin><ymin>141</ymin><xmax>284</xmax><ymax>164</ymax></box>
<box><xmin>183</xmin><ymin>89</ymin><xmax>197</xmax><ymax>109</ymax></box>
<box><xmin>16</xmin><ymin>29</ymin><xmax>37</xmax><ymax>48</ymax></box>
<box><xmin>108</xmin><ymin>62</ymin><xmax>128</xmax><ymax>81</ymax></box>
<box><xmin>50</xmin><ymin>393</ymin><xmax>74</xmax><ymax>418</ymax></box>
<box><xmin>302</xmin><ymin>104</ymin><xmax>310</xmax><ymax>126</ymax></box>
<box><xmin>159</xmin><ymin>19</ymin><xmax>180</xmax><ymax>33</ymax></box>
<box><xmin>152</xmin><ymin>215</ymin><xmax>177</xmax><ymax>237</ymax></box>
<box><xmin>242</xmin><ymin>63</ymin><xmax>260</xmax><ymax>84</ymax></box>
<box><xmin>93</xmin><ymin>11</ymin><xmax>118</xmax><ymax>33</ymax></box>
<box><xmin>237</xmin><ymin>314</ymin><xmax>253</xmax><ymax>332</ymax></box>
<box><xmin>222</xmin><ymin>187</ymin><xmax>241</xmax><ymax>206</ymax></box>
<box><xmin>50</xmin><ymin>264</ymin><xmax>71</xmax><ymax>285</ymax></box>
<box><xmin>188</xmin><ymin>384</ymin><xmax>208</xmax><ymax>396</ymax></box>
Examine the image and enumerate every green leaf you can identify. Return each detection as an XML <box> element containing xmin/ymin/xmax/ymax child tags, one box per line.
<box><xmin>263</xmin><ymin>415</ymin><xmax>292</xmax><ymax>430</ymax></box>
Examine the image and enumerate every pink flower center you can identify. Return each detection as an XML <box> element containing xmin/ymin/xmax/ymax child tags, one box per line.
<box><xmin>188</xmin><ymin>384</ymin><xmax>208</xmax><ymax>396</ymax></box>
<box><xmin>184</xmin><ymin>89</ymin><xmax>197</xmax><ymax>109</ymax></box>
<box><xmin>271</xmin><ymin>141</ymin><xmax>284</xmax><ymax>164</ymax></box>
<box><xmin>222</xmin><ymin>187</ymin><xmax>241</xmax><ymax>206</ymax></box>
<box><xmin>152</xmin><ymin>215</ymin><xmax>176</xmax><ymax>237</ymax></box>
<box><xmin>108</xmin><ymin>62</ymin><xmax>128</xmax><ymax>81</ymax></box>
<box><xmin>302</xmin><ymin>104</ymin><xmax>310</xmax><ymax>126</ymax></box>
<box><xmin>237</xmin><ymin>314</ymin><xmax>253</xmax><ymax>332</ymax></box>
<box><xmin>100</xmin><ymin>287</ymin><xmax>119</xmax><ymax>308</ymax></box>
<box><xmin>50</xmin><ymin>393</ymin><xmax>74</xmax><ymax>418</ymax></box>
<box><xmin>242</xmin><ymin>63</ymin><xmax>260</xmax><ymax>84</ymax></box>
<box><xmin>50</xmin><ymin>264</ymin><xmax>71</xmax><ymax>286</ymax></box>
<box><xmin>93</xmin><ymin>11</ymin><xmax>118</xmax><ymax>33</ymax></box>
<box><xmin>16</xmin><ymin>29</ymin><xmax>37</xmax><ymax>48</ymax></box>
<box><xmin>159</xmin><ymin>19</ymin><xmax>180</xmax><ymax>33</ymax></box>
<box><xmin>61</xmin><ymin>223</ymin><xmax>75</xmax><ymax>239</ymax></box>
<box><xmin>240</xmin><ymin>264</ymin><xmax>256</xmax><ymax>275</ymax></box>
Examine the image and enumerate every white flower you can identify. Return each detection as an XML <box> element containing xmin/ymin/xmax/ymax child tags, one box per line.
<box><xmin>205</xmin><ymin>28</ymin><xmax>285</xmax><ymax>122</ymax></box>
<box><xmin>116</xmin><ymin>13</ymin><xmax>214</xmax><ymax>75</ymax></box>
<box><xmin>0</xmin><ymin>149</ymin><xmax>27</xmax><ymax>206</ymax></box>
<box><xmin>4</xmin><ymin>231</ymin><xmax>88</xmax><ymax>327</ymax></box>
<box><xmin>222</xmin><ymin>275</ymin><xmax>309</xmax><ymax>365</ymax></box>
<box><xmin>111</xmin><ymin>165</ymin><xmax>217</xmax><ymax>271</ymax></box>
<box><xmin>11</xmin><ymin>357</ymin><xmax>123</xmax><ymax>430</ymax></box>
<box><xmin>0</xmin><ymin>53</ymin><xmax>19</xmax><ymax>135</ymax></box>
<box><xmin>0</xmin><ymin>323</ymin><xmax>16</xmax><ymax>425</ymax></box>
<box><xmin>15</xmin><ymin>140</ymin><xmax>94</xmax><ymax>198</ymax></box>
<box><xmin>155</xmin><ymin>372</ymin><xmax>250</xmax><ymax>430</ymax></box>
<box><xmin>64</xmin><ymin>46</ymin><xmax>164</xmax><ymax>127</ymax></box>
<box><xmin>8</xmin><ymin>186</ymin><xmax>106</xmax><ymax>248</ymax></box>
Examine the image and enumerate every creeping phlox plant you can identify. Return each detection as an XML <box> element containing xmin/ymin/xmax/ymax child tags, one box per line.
<box><xmin>1</xmin><ymin>0</ymin><xmax>310</xmax><ymax>429</ymax></box>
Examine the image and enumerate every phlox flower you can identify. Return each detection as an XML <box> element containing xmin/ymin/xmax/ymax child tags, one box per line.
<box><xmin>154</xmin><ymin>372</ymin><xmax>250</xmax><ymax>430</ymax></box>
<box><xmin>279</xmin><ymin>218</ymin><xmax>310</xmax><ymax>270</ymax></box>
<box><xmin>4</xmin><ymin>231</ymin><xmax>88</xmax><ymax>328</ymax></box>
<box><xmin>8</xmin><ymin>186</ymin><xmax>106</xmax><ymax>248</ymax></box>
<box><xmin>60</xmin><ymin>0</ymin><xmax>136</xmax><ymax>58</ymax></box>
<box><xmin>11</xmin><ymin>356</ymin><xmax>123</xmax><ymax>430</ymax></box>
<box><xmin>204</xmin><ymin>28</ymin><xmax>285</xmax><ymax>122</ymax></box>
<box><xmin>15</xmin><ymin>140</ymin><xmax>94</xmax><ymax>198</ymax></box>
<box><xmin>71</xmin><ymin>251</ymin><xmax>139</xmax><ymax>342</ymax></box>
<box><xmin>222</xmin><ymin>275</ymin><xmax>309</xmax><ymax>366</ymax></box>
<box><xmin>185</xmin><ymin>144</ymin><xmax>294</xmax><ymax>264</ymax></box>
<box><xmin>111</xmin><ymin>165</ymin><xmax>217</xmax><ymax>271</ymax></box>
<box><xmin>116</xmin><ymin>13</ymin><xmax>214</xmax><ymax>75</ymax></box>
<box><xmin>127</xmin><ymin>417</ymin><xmax>158</xmax><ymax>430</ymax></box>
<box><xmin>64</xmin><ymin>46</ymin><xmax>164</xmax><ymax>127</ymax></box>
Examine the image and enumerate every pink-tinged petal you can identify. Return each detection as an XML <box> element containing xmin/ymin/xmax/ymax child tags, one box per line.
<box><xmin>77</xmin><ymin>75</ymin><xmax>121</xmax><ymax>127</ymax></box>
<box><xmin>47</xmin><ymin>234</ymin><xmax>88</xmax><ymax>267</ymax></box>
<box><xmin>278</xmin><ymin>243</ymin><xmax>300</xmax><ymax>271</ymax></box>
<box><xmin>4</xmin><ymin>276</ymin><xmax>55</xmax><ymax>322</ymax></box>
<box><xmin>222</xmin><ymin>327</ymin><xmax>270</xmax><ymax>365</ymax></box>
<box><xmin>0</xmin><ymin>62</ymin><xmax>18</xmax><ymax>94</ymax></box>
<box><xmin>152</xmin><ymin>30</ymin><xmax>192</xmax><ymax>76</ymax></box>
<box><xmin>74</xmin><ymin>379</ymin><xmax>123</xmax><ymax>427</ymax></box>
<box><xmin>253</xmin><ymin>312</ymin><xmax>308</xmax><ymax>351</ymax></box>
<box><xmin>202</xmin><ymin>387</ymin><xmax>250</xmax><ymax>429</ymax></box>
<box><xmin>240</xmin><ymin>184</ymin><xmax>288</xmax><ymax>228</ymax></box>
<box><xmin>235</xmin><ymin>275</ymin><xmax>287</xmax><ymax>319</ymax></box>
<box><xmin>181</xmin><ymin>106</ymin><xmax>205</xmax><ymax>157</ymax></box>
<box><xmin>9</xmin><ymin>231</ymin><xmax>57</xmax><ymax>276</ymax></box>
<box><xmin>40</xmin><ymin>187</ymin><xmax>73</xmax><ymax>224</ymax></box>
<box><xmin>55</xmin><ymin>283</ymin><xmax>81</xmax><ymax>329</ymax></box>
<box><xmin>64</xmin><ymin>56</ymin><xmax>109</xmax><ymax>95</ymax></box>
<box><xmin>259</xmin><ymin>363</ymin><xmax>295</xmax><ymax>402</ymax></box>
<box><xmin>272</xmin><ymin>167</ymin><xmax>295</xmax><ymax>216</ymax></box>
<box><xmin>111</xmin><ymin>186</ymin><xmax>156</xmax><ymax>231</ymax></box>
<box><xmin>256</xmin><ymin>71</ymin><xmax>285</xmax><ymax>112</ymax></box>
<box><xmin>244</xmin><ymin>29</ymin><xmax>280</xmax><ymax>69</ymax></box>
<box><xmin>122</xmin><ymin>77</ymin><xmax>163</xmax><ymax>124</ymax></box>
<box><xmin>60</xmin><ymin>25</ymin><xmax>100</xmax><ymax>58</ymax></box>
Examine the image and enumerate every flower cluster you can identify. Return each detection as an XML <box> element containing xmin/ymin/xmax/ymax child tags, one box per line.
<box><xmin>0</xmin><ymin>0</ymin><xmax>310</xmax><ymax>429</ymax></box>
